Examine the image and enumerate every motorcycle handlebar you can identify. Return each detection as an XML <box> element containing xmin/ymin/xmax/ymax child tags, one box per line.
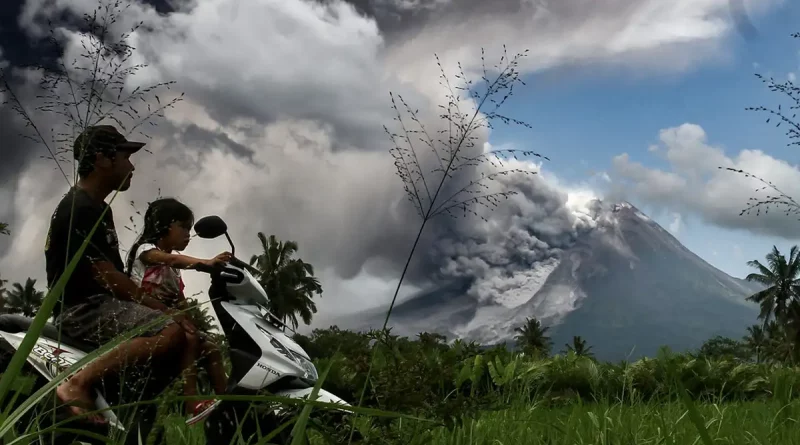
<box><xmin>194</xmin><ymin>259</ymin><xmax>249</xmax><ymax>279</ymax></box>
<box><xmin>194</xmin><ymin>262</ymin><xmax>220</xmax><ymax>274</ymax></box>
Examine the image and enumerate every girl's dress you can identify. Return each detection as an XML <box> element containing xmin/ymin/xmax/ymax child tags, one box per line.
<box><xmin>129</xmin><ymin>243</ymin><xmax>186</xmax><ymax>307</ymax></box>
<box><xmin>129</xmin><ymin>243</ymin><xmax>219</xmax><ymax>423</ymax></box>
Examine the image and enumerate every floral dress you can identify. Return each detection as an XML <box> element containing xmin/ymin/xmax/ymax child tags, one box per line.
<box><xmin>129</xmin><ymin>243</ymin><xmax>185</xmax><ymax>308</ymax></box>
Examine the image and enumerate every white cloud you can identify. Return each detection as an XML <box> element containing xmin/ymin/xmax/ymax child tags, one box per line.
<box><xmin>385</xmin><ymin>0</ymin><xmax>782</xmax><ymax>90</ymax></box>
<box><xmin>789</xmin><ymin>72</ymin><xmax>797</xmax><ymax>82</ymax></box>
<box><xmin>610</xmin><ymin>123</ymin><xmax>800</xmax><ymax>241</ymax></box>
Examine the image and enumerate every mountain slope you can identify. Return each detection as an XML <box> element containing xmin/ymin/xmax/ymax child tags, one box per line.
<box><xmin>335</xmin><ymin>201</ymin><xmax>762</xmax><ymax>360</ymax></box>
<box><xmin>542</xmin><ymin>202</ymin><xmax>761</xmax><ymax>360</ymax></box>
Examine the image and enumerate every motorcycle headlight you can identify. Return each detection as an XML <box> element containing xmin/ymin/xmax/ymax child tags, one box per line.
<box><xmin>295</xmin><ymin>354</ymin><xmax>319</xmax><ymax>381</ymax></box>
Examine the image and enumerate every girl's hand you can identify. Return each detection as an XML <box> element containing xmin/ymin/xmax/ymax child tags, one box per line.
<box><xmin>204</xmin><ymin>252</ymin><xmax>232</xmax><ymax>268</ymax></box>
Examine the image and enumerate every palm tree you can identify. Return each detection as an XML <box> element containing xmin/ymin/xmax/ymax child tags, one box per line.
<box><xmin>5</xmin><ymin>278</ymin><xmax>45</xmax><ymax>317</ymax></box>
<box><xmin>249</xmin><ymin>233</ymin><xmax>323</xmax><ymax>330</ymax></box>
<box><xmin>513</xmin><ymin>317</ymin><xmax>551</xmax><ymax>357</ymax></box>
<box><xmin>743</xmin><ymin>324</ymin><xmax>768</xmax><ymax>363</ymax></box>
<box><xmin>563</xmin><ymin>335</ymin><xmax>594</xmax><ymax>358</ymax></box>
<box><xmin>185</xmin><ymin>297</ymin><xmax>218</xmax><ymax>333</ymax></box>
<box><xmin>417</xmin><ymin>332</ymin><xmax>448</xmax><ymax>350</ymax></box>
<box><xmin>745</xmin><ymin>245</ymin><xmax>800</xmax><ymax>328</ymax></box>
<box><xmin>0</xmin><ymin>274</ymin><xmax>8</xmax><ymax>313</ymax></box>
<box><xmin>765</xmin><ymin>320</ymin><xmax>794</xmax><ymax>364</ymax></box>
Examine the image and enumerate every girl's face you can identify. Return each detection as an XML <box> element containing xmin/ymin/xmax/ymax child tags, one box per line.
<box><xmin>163</xmin><ymin>220</ymin><xmax>192</xmax><ymax>251</ymax></box>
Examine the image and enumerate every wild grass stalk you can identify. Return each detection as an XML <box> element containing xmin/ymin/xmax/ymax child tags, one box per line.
<box><xmin>348</xmin><ymin>46</ymin><xmax>547</xmax><ymax>442</ymax></box>
<box><xmin>722</xmin><ymin>33</ymin><xmax>800</xmax><ymax>219</ymax></box>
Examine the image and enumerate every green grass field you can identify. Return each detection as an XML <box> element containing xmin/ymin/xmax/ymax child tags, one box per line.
<box><xmin>432</xmin><ymin>401</ymin><xmax>800</xmax><ymax>444</ymax></box>
<box><xmin>7</xmin><ymin>347</ymin><xmax>800</xmax><ymax>444</ymax></box>
<box><xmin>153</xmin><ymin>399</ymin><xmax>800</xmax><ymax>444</ymax></box>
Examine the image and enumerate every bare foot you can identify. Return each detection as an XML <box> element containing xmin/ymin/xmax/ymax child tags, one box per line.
<box><xmin>55</xmin><ymin>379</ymin><xmax>107</xmax><ymax>425</ymax></box>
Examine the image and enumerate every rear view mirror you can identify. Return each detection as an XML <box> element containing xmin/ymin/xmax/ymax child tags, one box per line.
<box><xmin>194</xmin><ymin>216</ymin><xmax>228</xmax><ymax>239</ymax></box>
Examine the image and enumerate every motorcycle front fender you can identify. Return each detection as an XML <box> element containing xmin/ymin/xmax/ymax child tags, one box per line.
<box><xmin>272</xmin><ymin>387</ymin><xmax>352</xmax><ymax>413</ymax></box>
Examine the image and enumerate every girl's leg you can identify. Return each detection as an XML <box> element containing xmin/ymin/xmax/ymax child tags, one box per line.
<box><xmin>181</xmin><ymin>331</ymin><xmax>203</xmax><ymax>412</ymax></box>
<box><xmin>200</xmin><ymin>339</ymin><xmax>229</xmax><ymax>395</ymax></box>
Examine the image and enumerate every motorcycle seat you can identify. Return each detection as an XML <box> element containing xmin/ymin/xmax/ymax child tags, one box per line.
<box><xmin>0</xmin><ymin>314</ymin><xmax>98</xmax><ymax>352</ymax></box>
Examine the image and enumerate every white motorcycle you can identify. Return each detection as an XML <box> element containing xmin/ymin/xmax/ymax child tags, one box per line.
<box><xmin>0</xmin><ymin>215</ymin><xmax>350</xmax><ymax>444</ymax></box>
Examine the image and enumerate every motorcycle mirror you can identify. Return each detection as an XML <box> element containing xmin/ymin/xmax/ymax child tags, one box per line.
<box><xmin>194</xmin><ymin>215</ymin><xmax>228</xmax><ymax>239</ymax></box>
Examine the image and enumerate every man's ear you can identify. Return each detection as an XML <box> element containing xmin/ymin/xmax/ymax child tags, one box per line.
<box><xmin>95</xmin><ymin>152</ymin><xmax>113</xmax><ymax>170</ymax></box>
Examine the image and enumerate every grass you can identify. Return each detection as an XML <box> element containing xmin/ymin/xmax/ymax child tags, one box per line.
<box><xmin>150</xmin><ymin>396</ymin><xmax>800</xmax><ymax>444</ymax></box>
<box><xmin>9</xmin><ymin>339</ymin><xmax>800</xmax><ymax>444</ymax></box>
<box><xmin>431</xmin><ymin>400</ymin><xmax>800</xmax><ymax>444</ymax></box>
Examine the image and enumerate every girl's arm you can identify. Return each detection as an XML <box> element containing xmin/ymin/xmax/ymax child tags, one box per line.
<box><xmin>140</xmin><ymin>249</ymin><xmax>231</xmax><ymax>271</ymax></box>
<box><xmin>139</xmin><ymin>249</ymin><xmax>210</xmax><ymax>270</ymax></box>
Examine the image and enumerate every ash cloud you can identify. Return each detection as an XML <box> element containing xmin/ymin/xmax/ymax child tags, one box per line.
<box><xmin>429</xmin><ymin>164</ymin><xmax>599</xmax><ymax>306</ymax></box>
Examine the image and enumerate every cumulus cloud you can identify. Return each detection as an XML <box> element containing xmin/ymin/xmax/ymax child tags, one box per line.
<box><xmin>610</xmin><ymin>123</ymin><xmax>800</xmax><ymax>240</ymax></box>
<box><xmin>364</xmin><ymin>0</ymin><xmax>781</xmax><ymax>91</ymax></box>
<box><xmin>0</xmin><ymin>0</ymin><xmax>786</xmax><ymax>325</ymax></box>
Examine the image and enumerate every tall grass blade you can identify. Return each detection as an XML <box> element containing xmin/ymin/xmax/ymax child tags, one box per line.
<box><xmin>290</xmin><ymin>358</ymin><xmax>333</xmax><ymax>444</ymax></box>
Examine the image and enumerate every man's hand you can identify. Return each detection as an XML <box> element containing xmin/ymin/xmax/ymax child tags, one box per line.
<box><xmin>167</xmin><ymin>309</ymin><xmax>197</xmax><ymax>334</ymax></box>
<box><xmin>92</xmin><ymin>261</ymin><xmax>169</xmax><ymax>311</ymax></box>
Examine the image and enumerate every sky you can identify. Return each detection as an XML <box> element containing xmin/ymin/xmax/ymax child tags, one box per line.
<box><xmin>2</xmin><ymin>0</ymin><xmax>800</xmax><ymax>329</ymax></box>
<box><xmin>487</xmin><ymin>2</ymin><xmax>800</xmax><ymax>280</ymax></box>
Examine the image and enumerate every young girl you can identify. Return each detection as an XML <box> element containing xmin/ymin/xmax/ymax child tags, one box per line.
<box><xmin>126</xmin><ymin>197</ymin><xmax>231</xmax><ymax>424</ymax></box>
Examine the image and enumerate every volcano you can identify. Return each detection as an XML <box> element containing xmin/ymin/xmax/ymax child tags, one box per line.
<box><xmin>335</xmin><ymin>201</ymin><xmax>761</xmax><ymax>361</ymax></box>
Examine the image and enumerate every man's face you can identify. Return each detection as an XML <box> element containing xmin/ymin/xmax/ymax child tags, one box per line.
<box><xmin>109</xmin><ymin>151</ymin><xmax>135</xmax><ymax>191</ymax></box>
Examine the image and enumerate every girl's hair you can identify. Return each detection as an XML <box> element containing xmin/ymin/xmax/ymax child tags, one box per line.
<box><xmin>125</xmin><ymin>197</ymin><xmax>194</xmax><ymax>276</ymax></box>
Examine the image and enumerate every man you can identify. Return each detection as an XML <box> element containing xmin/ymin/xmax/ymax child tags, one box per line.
<box><xmin>45</xmin><ymin>125</ymin><xmax>195</xmax><ymax>424</ymax></box>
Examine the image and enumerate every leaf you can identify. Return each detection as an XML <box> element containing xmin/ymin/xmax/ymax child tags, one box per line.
<box><xmin>487</xmin><ymin>359</ymin><xmax>501</xmax><ymax>386</ymax></box>
<box><xmin>454</xmin><ymin>361</ymin><xmax>472</xmax><ymax>390</ymax></box>
<box><xmin>504</xmin><ymin>358</ymin><xmax>518</xmax><ymax>385</ymax></box>
<box><xmin>291</xmin><ymin>357</ymin><xmax>333</xmax><ymax>444</ymax></box>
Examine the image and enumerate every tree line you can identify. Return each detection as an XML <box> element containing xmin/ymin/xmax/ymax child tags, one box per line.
<box><xmin>0</xmin><ymin>230</ymin><xmax>322</xmax><ymax>333</ymax></box>
<box><xmin>3</xmin><ymin>218</ymin><xmax>800</xmax><ymax>367</ymax></box>
<box><xmin>509</xmin><ymin>244</ymin><xmax>800</xmax><ymax>365</ymax></box>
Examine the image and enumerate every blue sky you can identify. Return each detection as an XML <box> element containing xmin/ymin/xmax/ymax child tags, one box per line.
<box><xmin>487</xmin><ymin>2</ymin><xmax>800</xmax><ymax>279</ymax></box>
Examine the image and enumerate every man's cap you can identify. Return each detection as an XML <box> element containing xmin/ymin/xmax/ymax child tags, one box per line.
<box><xmin>73</xmin><ymin>125</ymin><xmax>146</xmax><ymax>162</ymax></box>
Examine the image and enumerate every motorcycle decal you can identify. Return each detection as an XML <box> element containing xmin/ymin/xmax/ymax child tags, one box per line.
<box><xmin>256</xmin><ymin>361</ymin><xmax>280</xmax><ymax>376</ymax></box>
<box><xmin>31</xmin><ymin>343</ymin><xmax>75</xmax><ymax>378</ymax></box>
<box><xmin>269</xmin><ymin>338</ymin><xmax>297</xmax><ymax>363</ymax></box>
<box><xmin>256</xmin><ymin>324</ymin><xmax>298</xmax><ymax>364</ymax></box>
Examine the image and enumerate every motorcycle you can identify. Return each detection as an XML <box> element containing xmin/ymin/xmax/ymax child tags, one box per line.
<box><xmin>0</xmin><ymin>214</ymin><xmax>350</xmax><ymax>444</ymax></box>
